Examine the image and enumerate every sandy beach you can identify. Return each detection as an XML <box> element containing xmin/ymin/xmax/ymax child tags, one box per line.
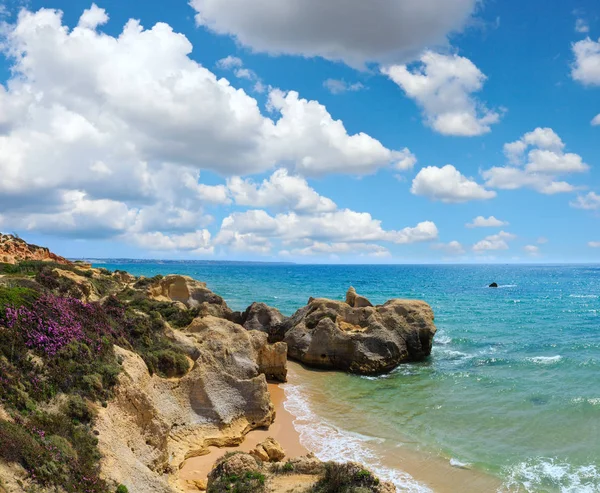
<box><xmin>179</xmin><ymin>365</ymin><xmax>502</xmax><ymax>492</ymax></box>
<box><xmin>178</xmin><ymin>382</ymin><xmax>308</xmax><ymax>489</ymax></box>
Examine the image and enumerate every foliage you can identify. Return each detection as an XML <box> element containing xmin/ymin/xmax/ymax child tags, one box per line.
<box><xmin>208</xmin><ymin>471</ymin><xmax>266</xmax><ymax>493</ymax></box>
<box><xmin>116</xmin><ymin>486</ymin><xmax>129</xmax><ymax>493</ymax></box>
<box><xmin>312</xmin><ymin>463</ymin><xmax>380</xmax><ymax>493</ymax></box>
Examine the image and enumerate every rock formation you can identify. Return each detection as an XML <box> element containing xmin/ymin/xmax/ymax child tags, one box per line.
<box><xmin>241</xmin><ymin>302</ymin><xmax>286</xmax><ymax>337</ymax></box>
<box><xmin>148</xmin><ymin>275</ymin><xmax>233</xmax><ymax>319</ymax></box>
<box><xmin>250</xmin><ymin>437</ymin><xmax>286</xmax><ymax>462</ymax></box>
<box><xmin>489</xmin><ymin>282</ymin><xmax>498</xmax><ymax>288</ymax></box>
<box><xmin>0</xmin><ymin>233</ymin><xmax>70</xmax><ymax>265</ymax></box>
<box><xmin>279</xmin><ymin>288</ymin><xmax>436</xmax><ymax>375</ymax></box>
<box><xmin>345</xmin><ymin>286</ymin><xmax>373</xmax><ymax>308</ymax></box>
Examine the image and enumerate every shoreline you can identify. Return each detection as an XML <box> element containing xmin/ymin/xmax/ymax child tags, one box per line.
<box><xmin>179</xmin><ymin>362</ymin><xmax>503</xmax><ymax>493</ymax></box>
<box><xmin>178</xmin><ymin>382</ymin><xmax>308</xmax><ymax>490</ymax></box>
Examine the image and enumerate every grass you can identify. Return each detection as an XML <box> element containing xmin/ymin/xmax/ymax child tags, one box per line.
<box><xmin>208</xmin><ymin>470</ymin><xmax>267</xmax><ymax>493</ymax></box>
<box><xmin>311</xmin><ymin>463</ymin><xmax>381</xmax><ymax>493</ymax></box>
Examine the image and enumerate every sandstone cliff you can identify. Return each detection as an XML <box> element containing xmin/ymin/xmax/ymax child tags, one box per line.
<box><xmin>0</xmin><ymin>233</ymin><xmax>70</xmax><ymax>265</ymax></box>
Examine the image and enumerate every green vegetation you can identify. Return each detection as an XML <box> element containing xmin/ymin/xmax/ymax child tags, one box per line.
<box><xmin>208</xmin><ymin>470</ymin><xmax>267</xmax><ymax>493</ymax></box>
<box><xmin>0</xmin><ymin>261</ymin><xmax>190</xmax><ymax>492</ymax></box>
<box><xmin>312</xmin><ymin>463</ymin><xmax>381</xmax><ymax>493</ymax></box>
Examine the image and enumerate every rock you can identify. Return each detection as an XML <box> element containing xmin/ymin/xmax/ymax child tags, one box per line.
<box><xmin>112</xmin><ymin>270</ymin><xmax>136</xmax><ymax>284</ymax></box>
<box><xmin>280</xmin><ymin>294</ymin><xmax>436</xmax><ymax>375</ymax></box>
<box><xmin>185</xmin><ymin>479</ymin><xmax>207</xmax><ymax>491</ymax></box>
<box><xmin>242</xmin><ymin>302</ymin><xmax>286</xmax><ymax>337</ymax></box>
<box><xmin>250</xmin><ymin>331</ymin><xmax>288</xmax><ymax>382</ymax></box>
<box><xmin>207</xmin><ymin>453</ymin><xmax>264</xmax><ymax>491</ymax></box>
<box><xmin>345</xmin><ymin>286</ymin><xmax>373</xmax><ymax>308</ymax></box>
<box><xmin>489</xmin><ymin>282</ymin><xmax>498</xmax><ymax>288</ymax></box>
<box><xmin>250</xmin><ymin>437</ymin><xmax>286</xmax><ymax>462</ymax></box>
<box><xmin>96</xmin><ymin>314</ymin><xmax>284</xmax><ymax>493</ymax></box>
<box><xmin>148</xmin><ymin>275</ymin><xmax>233</xmax><ymax>319</ymax></box>
<box><xmin>0</xmin><ymin>233</ymin><xmax>70</xmax><ymax>265</ymax></box>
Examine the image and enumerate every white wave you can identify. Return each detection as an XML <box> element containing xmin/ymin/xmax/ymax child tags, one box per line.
<box><xmin>527</xmin><ymin>355</ymin><xmax>562</xmax><ymax>365</ymax></box>
<box><xmin>571</xmin><ymin>397</ymin><xmax>600</xmax><ymax>406</ymax></box>
<box><xmin>568</xmin><ymin>294</ymin><xmax>599</xmax><ymax>299</ymax></box>
<box><xmin>283</xmin><ymin>382</ymin><xmax>433</xmax><ymax>493</ymax></box>
<box><xmin>435</xmin><ymin>335</ymin><xmax>452</xmax><ymax>345</ymax></box>
<box><xmin>500</xmin><ymin>458</ymin><xmax>600</xmax><ymax>493</ymax></box>
<box><xmin>450</xmin><ymin>458</ymin><xmax>471</xmax><ymax>469</ymax></box>
<box><xmin>498</xmin><ymin>284</ymin><xmax>517</xmax><ymax>288</ymax></box>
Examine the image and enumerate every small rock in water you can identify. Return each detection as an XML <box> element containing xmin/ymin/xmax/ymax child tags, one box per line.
<box><xmin>489</xmin><ymin>282</ymin><xmax>498</xmax><ymax>288</ymax></box>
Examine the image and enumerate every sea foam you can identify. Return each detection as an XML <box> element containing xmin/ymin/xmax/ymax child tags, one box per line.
<box><xmin>527</xmin><ymin>355</ymin><xmax>562</xmax><ymax>365</ymax></box>
<box><xmin>501</xmin><ymin>458</ymin><xmax>600</xmax><ymax>493</ymax></box>
<box><xmin>283</xmin><ymin>381</ymin><xmax>433</xmax><ymax>493</ymax></box>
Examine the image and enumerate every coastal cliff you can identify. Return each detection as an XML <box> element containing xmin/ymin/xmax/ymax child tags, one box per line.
<box><xmin>0</xmin><ymin>239</ymin><xmax>436</xmax><ymax>493</ymax></box>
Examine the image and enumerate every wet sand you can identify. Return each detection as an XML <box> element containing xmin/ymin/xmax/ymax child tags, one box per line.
<box><xmin>179</xmin><ymin>370</ymin><xmax>503</xmax><ymax>492</ymax></box>
<box><xmin>178</xmin><ymin>383</ymin><xmax>308</xmax><ymax>487</ymax></box>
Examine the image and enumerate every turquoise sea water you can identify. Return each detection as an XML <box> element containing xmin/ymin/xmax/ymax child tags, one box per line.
<box><xmin>96</xmin><ymin>262</ymin><xmax>600</xmax><ymax>492</ymax></box>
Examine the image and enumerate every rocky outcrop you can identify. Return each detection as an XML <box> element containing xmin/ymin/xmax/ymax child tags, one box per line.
<box><xmin>242</xmin><ymin>302</ymin><xmax>286</xmax><ymax>337</ymax></box>
<box><xmin>96</xmin><ymin>315</ymin><xmax>288</xmax><ymax>493</ymax></box>
<box><xmin>207</xmin><ymin>451</ymin><xmax>395</xmax><ymax>493</ymax></box>
<box><xmin>0</xmin><ymin>233</ymin><xmax>70</xmax><ymax>265</ymax></box>
<box><xmin>489</xmin><ymin>282</ymin><xmax>498</xmax><ymax>288</ymax></box>
<box><xmin>280</xmin><ymin>290</ymin><xmax>436</xmax><ymax>375</ymax></box>
<box><xmin>250</xmin><ymin>437</ymin><xmax>286</xmax><ymax>462</ymax></box>
<box><xmin>345</xmin><ymin>286</ymin><xmax>373</xmax><ymax>308</ymax></box>
<box><xmin>148</xmin><ymin>275</ymin><xmax>233</xmax><ymax>319</ymax></box>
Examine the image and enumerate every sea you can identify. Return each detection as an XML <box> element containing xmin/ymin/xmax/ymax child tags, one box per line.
<box><xmin>94</xmin><ymin>262</ymin><xmax>600</xmax><ymax>493</ymax></box>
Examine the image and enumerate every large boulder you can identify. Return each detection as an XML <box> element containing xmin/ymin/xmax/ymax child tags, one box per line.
<box><xmin>242</xmin><ymin>302</ymin><xmax>286</xmax><ymax>338</ymax></box>
<box><xmin>345</xmin><ymin>287</ymin><xmax>373</xmax><ymax>308</ymax></box>
<box><xmin>148</xmin><ymin>275</ymin><xmax>233</xmax><ymax>319</ymax></box>
<box><xmin>280</xmin><ymin>292</ymin><xmax>436</xmax><ymax>375</ymax></box>
<box><xmin>250</xmin><ymin>437</ymin><xmax>286</xmax><ymax>462</ymax></box>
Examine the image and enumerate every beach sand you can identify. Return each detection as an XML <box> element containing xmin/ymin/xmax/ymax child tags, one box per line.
<box><xmin>179</xmin><ymin>370</ymin><xmax>503</xmax><ymax>492</ymax></box>
<box><xmin>178</xmin><ymin>383</ymin><xmax>308</xmax><ymax>489</ymax></box>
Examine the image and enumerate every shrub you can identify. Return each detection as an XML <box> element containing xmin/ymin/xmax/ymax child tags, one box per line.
<box><xmin>116</xmin><ymin>485</ymin><xmax>128</xmax><ymax>493</ymax></box>
<box><xmin>145</xmin><ymin>349</ymin><xmax>189</xmax><ymax>378</ymax></box>
<box><xmin>312</xmin><ymin>463</ymin><xmax>380</xmax><ymax>493</ymax></box>
<box><xmin>208</xmin><ymin>471</ymin><xmax>266</xmax><ymax>493</ymax></box>
<box><xmin>64</xmin><ymin>395</ymin><xmax>96</xmax><ymax>424</ymax></box>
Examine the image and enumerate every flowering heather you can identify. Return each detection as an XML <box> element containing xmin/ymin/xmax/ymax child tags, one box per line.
<box><xmin>2</xmin><ymin>294</ymin><xmax>119</xmax><ymax>357</ymax></box>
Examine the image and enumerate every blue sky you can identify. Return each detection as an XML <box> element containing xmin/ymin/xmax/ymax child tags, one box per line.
<box><xmin>0</xmin><ymin>0</ymin><xmax>599</xmax><ymax>262</ymax></box>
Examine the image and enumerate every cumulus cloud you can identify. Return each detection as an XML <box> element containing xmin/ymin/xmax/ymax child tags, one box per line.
<box><xmin>570</xmin><ymin>192</ymin><xmax>600</xmax><ymax>210</ymax></box>
<box><xmin>524</xmin><ymin>245</ymin><xmax>540</xmax><ymax>256</ymax></box>
<box><xmin>227</xmin><ymin>169</ymin><xmax>337</xmax><ymax>214</ymax></box>
<box><xmin>572</xmin><ymin>37</ymin><xmax>600</xmax><ymax>85</ymax></box>
<box><xmin>432</xmin><ymin>240</ymin><xmax>465</xmax><ymax>255</ymax></box>
<box><xmin>482</xmin><ymin>128</ymin><xmax>589</xmax><ymax>194</ymax></box>
<box><xmin>281</xmin><ymin>242</ymin><xmax>390</xmax><ymax>258</ymax></box>
<box><xmin>592</xmin><ymin>114</ymin><xmax>600</xmax><ymax>126</ymax></box>
<box><xmin>466</xmin><ymin>216</ymin><xmax>508</xmax><ymax>228</ymax></box>
<box><xmin>589</xmin><ymin>241</ymin><xmax>600</xmax><ymax>248</ymax></box>
<box><xmin>190</xmin><ymin>0</ymin><xmax>478</xmax><ymax>67</ymax></box>
<box><xmin>323</xmin><ymin>79</ymin><xmax>365</xmax><ymax>95</ymax></box>
<box><xmin>0</xmin><ymin>4</ymin><xmax>413</xmax><ymax>253</ymax></box>
<box><xmin>473</xmin><ymin>231</ymin><xmax>516</xmax><ymax>253</ymax></box>
<box><xmin>216</xmin><ymin>54</ymin><xmax>261</xmax><ymax>83</ymax></box>
<box><xmin>411</xmin><ymin>165</ymin><xmax>496</xmax><ymax>203</ymax></box>
<box><xmin>382</xmin><ymin>52</ymin><xmax>501</xmax><ymax>136</ymax></box>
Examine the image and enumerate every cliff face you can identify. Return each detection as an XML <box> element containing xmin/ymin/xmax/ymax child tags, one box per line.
<box><xmin>0</xmin><ymin>234</ymin><xmax>70</xmax><ymax>265</ymax></box>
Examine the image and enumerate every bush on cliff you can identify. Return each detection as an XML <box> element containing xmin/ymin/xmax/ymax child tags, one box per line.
<box><xmin>312</xmin><ymin>462</ymin><xmax>381</xmax><ymax>493</ymax></box>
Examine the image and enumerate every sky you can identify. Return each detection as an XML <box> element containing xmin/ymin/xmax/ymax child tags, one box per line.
<box><xmin>0</xmin><ymin>0</ymin><xmax>599</xmax><ymax>263</ymax></box>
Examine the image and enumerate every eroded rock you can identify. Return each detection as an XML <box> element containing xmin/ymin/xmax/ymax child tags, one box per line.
<box><xmin>280</xmin><ymin>293</ymin><xmax>436</xmax><ymax>375</ymax></box>
<box><xmin>250</xmin><ymin>437</ymin><xmax>286</xmax><ymax>462</ymax></box>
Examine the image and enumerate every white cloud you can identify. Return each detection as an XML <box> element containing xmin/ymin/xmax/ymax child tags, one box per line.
<box><xmin>282</xmin><ymin>242</ymin><xmax>391</xmax><ymax>258</ymax></box>
<box><xmin>215</xmin><ymin>208</ymin><xmax>438</xmax><ymax>254</ymax></box>
<box><xmin>227</xmin><ymin>168</ymin><xmax>337</xmax><ymax>213</ymax></box>
<box><xmin>483</xmin><ymin>128</ymin><xmax>589</xmax><ymax>194</ymax></box>
<box><xmin>537</xmin><ymin>237</ymin><xmax>548</xmax><ymax>244</ymax></box>
<box><xmin>466</xmin><ymin>216</ymin><xmax>508</xmax><ymax>228</ymax></box>
<box><xmin>589</xmin><ymin>241</ymin><xmax>600</xmax><ymax>248</ymax></box>
<box><xmin>131</xmin><ymin>230</ymin><xmax>213</xmax><ymax>254</ymax></box>
<box><xmin>570</xmin><ymin>192</ymin><xmax>600</xmax><ymax>210</ymax></box>
<box><xmin>575</xmin><ymin>18</ymin><xmax>590</xmax><ymax>34</ymax></box>
<box><xmin>433</xmin><ymin>240</ymin><xmax>465</xmax><ymax>255</ymax></box>
<box><xmin>190</xmin><ymin>0</ymin><xmax>478</xmax><ymax>67</ymax></box>
<box><xmin>382</xmin><ymin>52</ymin><xmax>501</xmax><ymax>136</ymax></box>
<box><xmin>265</xmin><ymin>89</ymin><xmax>415</xmax><ymax>175</ymax></box>
<box><xmin>524</xmin><ymin>245</ymin><xmax>540</xmax><ymax>256</ymax></box>
<box><xmin>473</xmin><ymin>231</ymin><xmax>516</xmax><ymax>253</ymax></box>
<box><xmin>411</xmin><ymin>165</ymin><xmax>496</xmax><ymax>203</ymax></box>
<box><xmin>0</xmin><ymin>5</ymin><xmax>413</xmax><ymax>252</ymax></box>
<box><xmin>592</xmin><ymin>114</ymin><xmax>600</xmax><ymax>126</ymax></box>
<box><xmin>323</xmin><ymin>79</ymin><xmax>365</xmax><ymax>95</ymax></box>
<box><xmin>216</xmin><ymin>55</ymin><xmax>243</xmax><ymax>69</ymax></box>
<box><xmin>572</xmin><ymin>37</ymin><xmax>600</xmax><ymax>86</ymax></box>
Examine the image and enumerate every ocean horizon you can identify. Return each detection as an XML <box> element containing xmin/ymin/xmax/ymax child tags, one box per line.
<box><xmin>95</xmin><ymin>261</ymin><xmax>600</xmax><ymax>492</ymax></box>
